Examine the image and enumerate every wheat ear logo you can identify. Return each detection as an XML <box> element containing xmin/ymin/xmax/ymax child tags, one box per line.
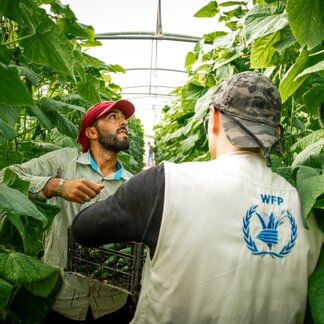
<box><xmin>243</xmin><ymin>205</ymin><xmax>298</xmax><ymax>258</ymax></box>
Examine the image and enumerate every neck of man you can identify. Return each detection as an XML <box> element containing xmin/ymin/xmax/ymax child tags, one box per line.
<box><xmin>213</xmin><ymin>127</ymin><xmax>260</xmax><ymax>159</ymax></box>
<box><xmin>90</xmin><ymin>145</ymin><xmax>119</xmax><ymax>177</ymax></box>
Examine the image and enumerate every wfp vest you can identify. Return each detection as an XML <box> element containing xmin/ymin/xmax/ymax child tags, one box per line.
<box><xmin>132</xmin><ymin>152</ymin><xmax>323</xmax><ymax>324</ymax></box>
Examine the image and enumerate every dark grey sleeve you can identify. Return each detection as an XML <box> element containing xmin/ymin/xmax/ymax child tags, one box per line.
<box><xmin>71</xmin><ymin>164</ymin><xmax>165</xmax><ymax>258</ymax></box>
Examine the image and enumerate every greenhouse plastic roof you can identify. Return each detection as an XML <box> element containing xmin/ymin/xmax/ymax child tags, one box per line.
<box><xmin>61</xmin><ymin>0</ymin><xmax>217</xmax><ymax>136</ymax></box>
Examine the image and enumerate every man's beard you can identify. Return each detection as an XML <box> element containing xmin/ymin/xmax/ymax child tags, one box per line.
<box><xmin>96</xmin><ymin>126</ymin><xmax>130</xmax><ymax>152</ymax></box>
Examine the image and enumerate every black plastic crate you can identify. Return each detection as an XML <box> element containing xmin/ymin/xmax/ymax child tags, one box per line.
<box><xmin>67</xmin><ymin>230</ymin><xmax>145</xmax><ymax>296</ymax></box>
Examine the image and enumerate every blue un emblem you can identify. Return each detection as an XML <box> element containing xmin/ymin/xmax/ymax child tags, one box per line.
<box><xmin>242</xmin><ymin>205</ymin><xmax>298</xmax><ymax>258</ymax></box>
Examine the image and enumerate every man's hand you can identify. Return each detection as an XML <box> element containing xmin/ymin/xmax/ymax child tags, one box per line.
<box><xmin>44</xmin><ymin>178</ymin><xmax>105</xmax><ymax>204</ymax></box>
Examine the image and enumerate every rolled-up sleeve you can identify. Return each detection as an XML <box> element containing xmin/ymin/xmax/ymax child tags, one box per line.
<box><xmin>0</xmin><ymin>148</ymin><xmax>73</xmax><ymax>201</ymax></box>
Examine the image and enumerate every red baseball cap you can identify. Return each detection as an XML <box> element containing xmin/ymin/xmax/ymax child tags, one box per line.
<box><xmin>77</xmin><ymin>100</ymin><xmax>135</xmax><ymax>152</ymax></box>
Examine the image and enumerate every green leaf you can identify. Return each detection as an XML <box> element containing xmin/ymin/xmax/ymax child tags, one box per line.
<box><xmin>309</xmin><ymin>244</ymin><xmax>324</xmax><ymax>324</ymax></box>
<box><xmin>38</xmin><ymin>97</ymin><xmax>85</xmax><ymax>113</ymax></box>
<box><xmin>7</xmin><ymin>283</ymin><xmax>61</xmax><ymax>324</ymax></box>
<box><xmin>314</xmin><ymin>199</ymin><xmax>324</xmax><ymax>210</ymax></box>
<box><xmin>185</xmin><ymin>52</ymin><xmax>197</xmax><ymax>72</ymax></box>
<box><xmin>0</xmin><ymin>189</ymin><xmax>59</xmax><ymax>256</ymax></box>
<box><xmin>32</xmin><ymin>98</ymin><xmax>83</xmax><ymax>137</ymax></box>
<box><xmin>0</xmin><ymin>46</ymin><xmax>13</xmax><ymax>65</ymax></box>
<box><xmin>251</xmin><ymin>31</ymin><xmax>281</xmax><ymax>68</ymax></box>
<box><xmin>45</xmin><ymin>111</ymin><xmax>78</xmax><ymax>138</ymax></box>
<box><xmin>33</xmin><ymin>201</ymin><xmax>60</xmax><ymax>227</ymax></box>
<box><xmin>184</xmin><ymin>82</ymin><xmax>207</xmax><ymax>102</ymax></box>
<box><xmin>194</xmin><ymin>1</ymin><xmax>218</xmax><ymax>18</ymax></box>
<box><xmin>243</xmin><ymin>5</ymin><xmax>288</xmax><ymax>45</ymax></box>
<box><xmin>0</xmin><ymin>119</ymin><xmax>17</xmax><ymax>143</ymax></box>
<box><xmin>296</xmin><ymin>166</ymin><xmax>324</xmax><ymax>225</ymax></box>
<box><xmin>291</xmin><ymin>130</ymin><xmax>324</xmax><ymax>153</ymax></box>
<box><xmin>303</xmin><ymin>85</ymin><xmax>324</xmax><ymax>115</ymax></box>
<box><xmin>16</xmin><ymin>65</ymin><xmax>42</xmax><ymax>85</ymax></box>
<box><xmin>57</xmin><ymin>17</ymin><xmax>96</xmax><ymax>42</ymax></box>
<box><xmin>0</xmin><ymin>103</ymin><xmax>20</xmax><ymax>126</ymax></box>
<box><xmin>3</xmin><ymin>200</ymin><xmax>58</xmax><ymax>257</ymax></box>
<box><xmin>0</xmin><ymin>277</ymin><xmax>13</xmax><ymax>313</ymax></box>
<box><xmin>213</xmin><ymin>32</ymin><xmax>236</xmax><ymax>48</ymax></box>
<box><xmin>106</xmin><ymin>63</ymin><xmax>126</xmax><ymax>74</ymax></box>
<box><xmin>26</xmin><ymin>105</ymin><xmax>54</xmax><ymax>131</ymax></box>
<box><xmin>203</xmin><ymin>31</ymin><xmax>227</xmax><ymax>44</ymax></box>
<box><xmin>279</xmin><ymin>48</ymin><xmax>310</xmax><ymax>102</ymax></box>
<box><xmin>3</xmin><ymin>168</ymin><xmax>30</xmax><ymax>195</ymax></box>
<box><xmin>287</xmin><ymin>0</ymin><xmax>324</xmax><ymax>50</ymax></box>
<box><xmin>0</xmin><ymin>184</ymin><xmax>47</xmax><ymax>225</ymax></box>
<box><xmin>182</xmin><ymin>134</ymin><xmax>199</xmax><ymax>152</ymax></box>
<box><xmin>296</xmin><ymin>60</ymin><xmax>324</xmax><ymax>79</ymax></box>
<box><xmin>17</xmin><ymin>2</ymin><xmax>75</xmax><ymax>75</ymax></box>
<box><xmin>0</xmin><ymin>63</ymin><xmax>34</xmax><ymax>106</ymax></box>
<box><xmin>195</xmin><ymin>87</ymin><xmax>216</xmax><ymax>115</ymax></box>
<box><xmin>292</xmin><ymin>138</ymin><xmax>324</xmax><ymax>170</ymax></box>
<box><xmin>0</xmin><ymin>251</ymin><xmax>60</xmax><ymax>297</ymax></box>
<box><xmin>273</xmin><ymin>34</ymin><xmax>296</xmax><ymax>53</ymax></box>
<box><xmin>76</xmin><ymin>75</ymin><xmax>101</xmax><ymax>103</ymax></box>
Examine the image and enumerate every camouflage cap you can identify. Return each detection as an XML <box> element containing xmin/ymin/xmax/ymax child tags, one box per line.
<box><xmin>211</xmin><ymin>71</ymin><xmax>282</xmax><ymax>150</ymax></box>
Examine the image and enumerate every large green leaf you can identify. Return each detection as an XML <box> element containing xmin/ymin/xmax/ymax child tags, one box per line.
<box><xmin>279</xmin><ymin>48</ymin><xmax>324</xmax><ymax>102</ymax></box>
<box><xmin>184</xmin><ymin>82</ymin><xmax>208</xmax><ymax>102</ymax></box>
<box><xmin>37</xmin><ymin>98</ymin><xmax>82</xmax><ymax>138</ymax></box>
<box><xmin>1</xmin><ymin>169</ymin><xmax>59</xmax><ymax>255</ymax></box>
<box><xmin>0</xmin><ymin>0</ymin><xmax>77</xmax><ymax>75</ymax></box>
<box><xmin>0</xmin><ymin>184</ymin><xmax>47</xmax><ymax>225</ymax></box>
<box><xmin>303</xmin><ymin>85</ymin><xmax>324</xmax><ymax>115</ymax></box>
<box><xmin>251</xmin><ymin>31</ymin><xmax>281</xmax><ymax>68</ymax></box>
<box><xmin>45</xmin><ymin>111</ymin><xmax>78</xmax><ymax>138</ymax></box>
<box><xmin>291</xmin><ymin>131</ymin><xmax>324</xmax><ymax>153</ymax></box>
<box><xmin>26</xmin><ymin>105</ymin><xmax>54</xmax><ymax>131</ymax></box>
<box><xmin>0</xmin><ymin>277</ymin><xmax>13</xmax><ymax>313</ymax></box>
<box><xmin>243</xmin><ymin>5</ymin><xmax>288</xmax><ymax>45</ymax></box>
<box><xmin>38</xmin><ymin>97</ymin><xmax>85</xmax><ymax>113</ymax></box>
<box><xmin>287</xmin><ymin>0</ymin><xmax>324</xmax><ymax>50</ymax></box>
<box><xmin>296</xmin><ymin>60</ymin><xmax>324</xmax><ymax>79</ymax></box>
<box><xmin>213</xmin><ymin>32</ymin><xmax>237</xmax><ymax>49</ymax></box>
<box><xmin>0</xmin><ymin>104</ymin><xmax>20</xmax><ymax>126</ymax></box>
<box><xmin>182</xmin><ymin>134</ymin><xmax>199</xmax><ymax>152</ymax></box>
<box><xmin>57</xmin><ymin>17</ymin><xmax>97</xmax><ymax>41</ymax></box>
<box><xmin>309</xmin><ymin>244</ymin><xmax>324</xmax><ymax>324</ymax></box>
<box><xmin>16</xmin><ymin>65</ymin><xmax>42</xmax><ymax>85</ymax></box>
<box><xmin>0</xmin><ymin>119</ymin><xmax>17</xmax><ymax>144</ymax></box>
<box><xmin>292</xmin><ymin>139</ymin><xmax>324</xmax><ymax>170</ymax></box>
<box><xmin>2</xmin><ymin>167</ymin><xmax>29</xmax><ymax>195</ymax></box>
<box><xmin>76</xmin><ymin>75</ymin><xmax>101</xmax><ymax>103</ymax></box>
<box><xmin>0</xmin><ymin>63</ymin><xmax>34</xmax><ymax>106</ymax></box>
<box><xmin>0</xmin><ymin>251</ymin><xmax>59</xmax><ymax>297</ymax></box>
<box><xmin>7</xmin><ymin>284</ymin><xmax>61</xmax><ymax>324</ymax></box>
<box><xmin>296</xmin><ymin>167</ymin><xmax>324</xmax><ymax>226</ymax></box>
<box><xmin>18</xmin><ymin>2</ymin><xmax>75</xmax><ymax>75</ymax></box>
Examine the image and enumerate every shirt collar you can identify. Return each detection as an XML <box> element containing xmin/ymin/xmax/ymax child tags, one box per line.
<box><xmin>77</xmin><ymin>150</ymin><xmax>124</xmax><ymax>180</ymax></box>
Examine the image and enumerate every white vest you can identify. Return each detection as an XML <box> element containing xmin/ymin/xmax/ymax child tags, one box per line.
<box><xmin>131</xmin><ymin>152</ymin><xmax>323</xmax><ymax>324</ymax></box>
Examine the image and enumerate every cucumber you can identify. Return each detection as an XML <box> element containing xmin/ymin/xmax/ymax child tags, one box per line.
<box><xmin>119</xmin><ymin>247</ymin><xmax>132</xmax><ymax>254</ymax></box>
<box><xmin>102</xmin><ymin>243</ymin><xmax>125</xmax><ymax>250</ymax></box>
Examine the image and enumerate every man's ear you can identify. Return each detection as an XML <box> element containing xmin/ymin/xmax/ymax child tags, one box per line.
<box><xmin>210</xmin><ymin>109</ymin><xmax>221</xmax><ymax>134</ymax></box>
<box><xmin>85</xmin><ymin>127</ymin><xmax>97</xmax><ymax>140</ymax></box>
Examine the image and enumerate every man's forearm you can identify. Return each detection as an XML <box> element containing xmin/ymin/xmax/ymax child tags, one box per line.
<box><xmin>43</xmin><ymin>178</ymin><xmax>64</xmax><ymax>198</ymax></box>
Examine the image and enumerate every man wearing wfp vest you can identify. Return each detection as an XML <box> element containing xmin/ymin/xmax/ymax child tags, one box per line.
<box><xmin>72</xmin><ymin>71</ymin><xmax>324</xmax><ymax>324</ymax></box>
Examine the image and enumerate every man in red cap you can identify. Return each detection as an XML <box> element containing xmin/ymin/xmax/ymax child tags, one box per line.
<box><xmin>0</xmin><ymin>100</ymin><xmax>136</xmax><ymax>322</ymax></box>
